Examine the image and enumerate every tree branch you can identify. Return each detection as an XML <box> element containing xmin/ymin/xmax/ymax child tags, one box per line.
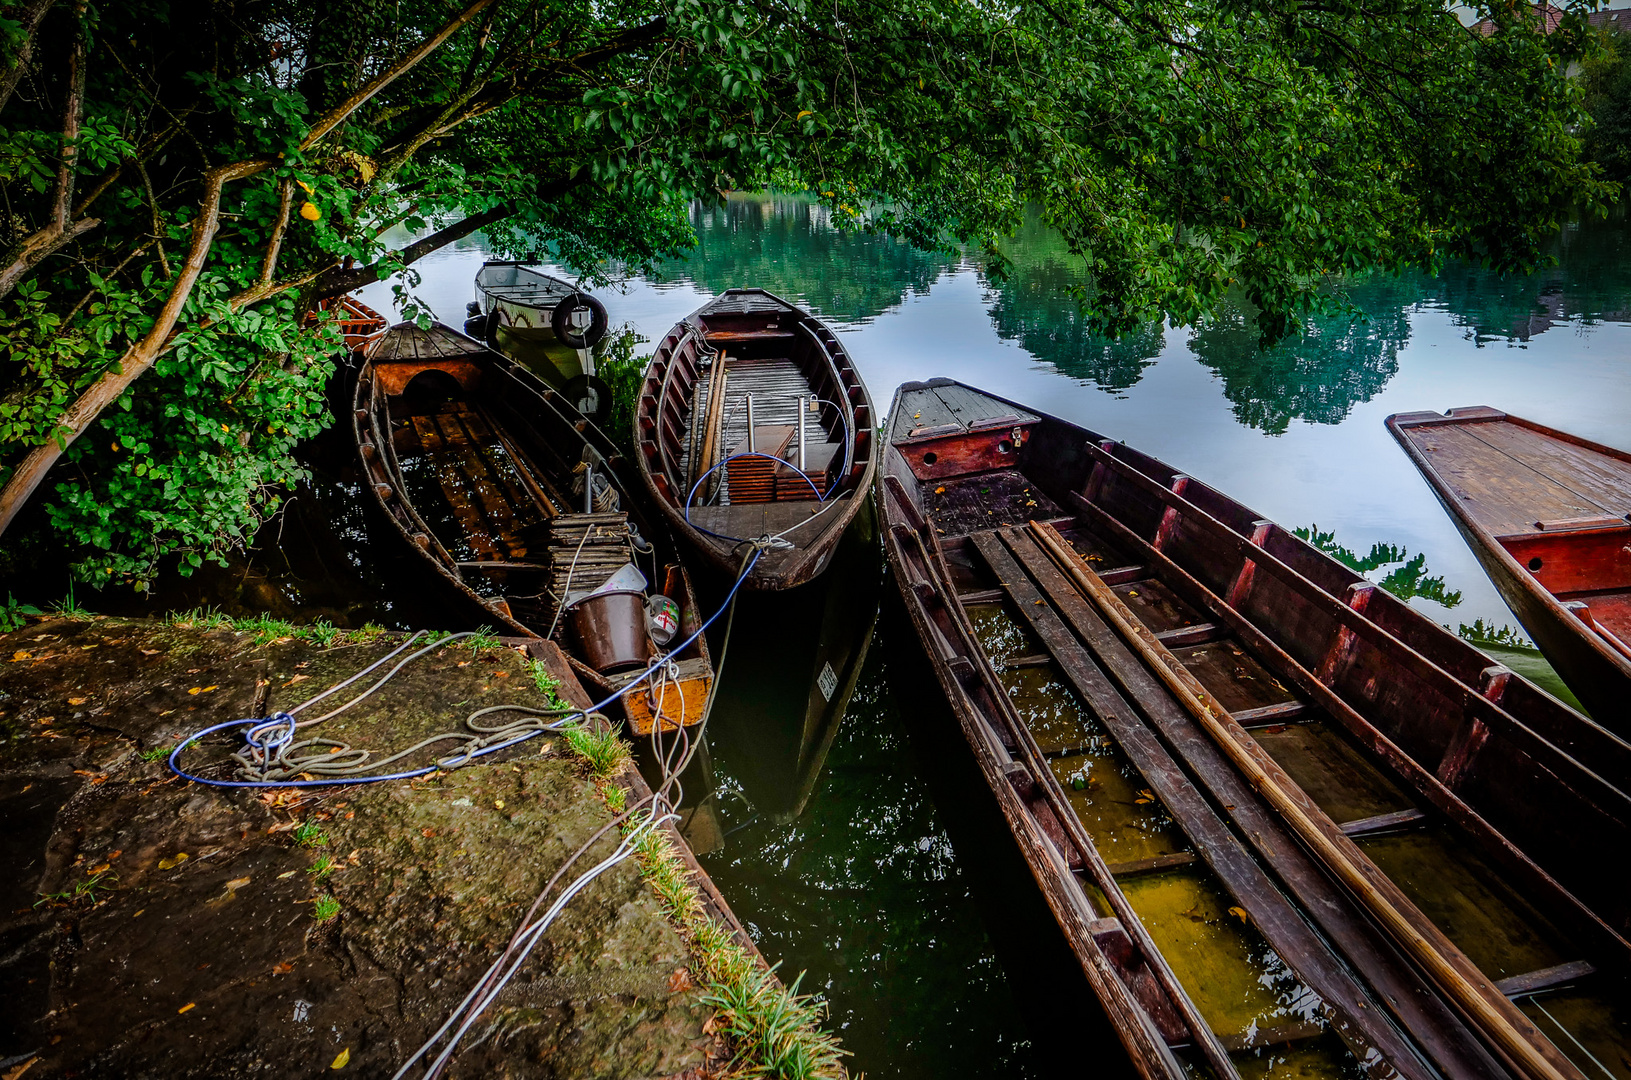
<box><xmin>0</xmin><ymin>3</ymin><xmax>94</xmax><ymax>299</ymax></box>
<box><xmin>298</xmin><ymin>0</ymin><xmax>499</xmax><ymax>152</ymax></box>
<box><xmin>312</xmin><ymin>198</ymin><xmax>526</xmax><ymax>298</ymax></box>
<box><xmin>0</xmin><ymin>157</ymin><xmax>271</xmax><ymax>537</ymax></box>
<box><xmin>0</xmin><ymin>0</ymin><xmax>59</xmax><ymax>115</ymax></box>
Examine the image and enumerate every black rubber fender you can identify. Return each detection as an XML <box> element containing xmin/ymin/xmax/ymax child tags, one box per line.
<box><xmin>552</xmin><ymin>292</ymin><xmax>609</xmax><ymax>349</ymax></box>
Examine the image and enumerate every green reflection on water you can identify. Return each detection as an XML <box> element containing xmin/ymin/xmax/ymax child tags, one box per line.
<box><xmin>698</xmin><ymin>637</ymin><xmax>1043</xmax><ymax>1080</ymax></box>
<box><xmin>653</xmin><ymin>193</ymin><xmax>956</xmax><ymax>324</ymax></box>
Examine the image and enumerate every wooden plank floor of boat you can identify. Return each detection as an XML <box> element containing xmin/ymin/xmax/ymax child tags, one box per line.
<box><xmin>933</xmin><ymin>492</ymin><xmax>1613</xmax><ymax>1078</ymax></box>
<box><xmin>968</xmin><ymin>528</ymin><xmax>1514</xmax><ymax>1079</ymax></box>
<box><xmin>404</xmin><ymin>403</ymin><xmax>550</xmax><ymax>561</ymax></box>
<box><xmin>1394</xmin><ymin>420</ymin><xmax>1631</xmax><ymax>537</ymax></box>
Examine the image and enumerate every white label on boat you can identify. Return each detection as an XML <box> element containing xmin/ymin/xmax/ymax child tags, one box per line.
<box><xmin>817</xmin><ymin>661</ymin><xmax>838</xmax><ymax>702</ymax></box>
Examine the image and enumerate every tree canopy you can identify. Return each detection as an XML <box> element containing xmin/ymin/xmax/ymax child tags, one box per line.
<box><xmin>0</xmin><ymin>0</ymin><xmax>1614</xmax><ymax>585</ymax></box>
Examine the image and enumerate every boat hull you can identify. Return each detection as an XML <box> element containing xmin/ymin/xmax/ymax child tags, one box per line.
<box><xmin>882</xmin><ymin>377</ymin><xmax>1631</xmax><ymax>1080</ymax></box>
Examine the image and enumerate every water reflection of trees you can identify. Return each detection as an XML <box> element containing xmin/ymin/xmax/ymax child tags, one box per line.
<box><xmin>983</xmin><ymin>210</ymin><xmax>1163</xmax><ymax>393</ymax></box>
<box><xmin>1427</xmin><ymin>219</ymin><xmax>1631</xmax><ymax>344</ymax></box>
<box><xmin>1186</xmin><ymin>277</ymin><xmax>1417</xmax><ymax>434</ymax></box>
<box><xmin>653</xmin><ymin>194</ymin><xmax>954</xmax><ymax>323</ymax></box>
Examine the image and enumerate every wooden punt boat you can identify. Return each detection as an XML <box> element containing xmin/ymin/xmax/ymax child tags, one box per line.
<box><xmin>634</xmin><ymin>289</ymin><xmax>877</xmax><ymax>590</ymax></box>
<box><xmin>351</xmin><ymin>321</ymin><xmax>712</xmax><ymax>735</ymax></box>
<box><xmin>1388</xmin><ymin>407</ymin><xmax>1631</xmax><ymax>724</ymax></box>
<box><xmin>882</xmin><ymin>378</ymin><xmax>1631</xmax><ymax>1080</ymax></box>
<box><xmin>468</xmin><ymin>261</ymin><xmax>608</xmax><ymax>384</ymax></box>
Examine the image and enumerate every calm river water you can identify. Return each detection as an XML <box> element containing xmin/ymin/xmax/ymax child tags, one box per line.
<box><xmin>343</xmin><ymin>198</ymin><xmax>1629</xmax><ymax>1078</ymax></box>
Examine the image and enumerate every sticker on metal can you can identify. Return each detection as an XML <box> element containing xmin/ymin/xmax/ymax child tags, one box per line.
<box><xmin>646</xmin><ymin>594</ymin><xmax>680</xmax><ymax>645</ymax></box>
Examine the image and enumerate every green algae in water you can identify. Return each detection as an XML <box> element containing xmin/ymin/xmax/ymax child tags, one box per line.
<box><xmin>1253</xmin><ymin>722</ymin><xmax>1415</xmax><ymax>826</ymax></box>
<box><xmin>1358</xmin><ymin>827</ymin><xmax>1570</xmax><ymax>980</ymax></box>
<box><xmin>1121</xmin><ymin>869</ymin><xmax>1362</xmax><ymax>1080</ymax></box>
<box><xmin>1051</xmin><ymin>750</ymin><xmax>1186</xmax><ymax>866</ymax></box>
<box><xmin>965</xmin><ymin>602</ymin><xmax>1043</xmax><ymax>664</ymax></box>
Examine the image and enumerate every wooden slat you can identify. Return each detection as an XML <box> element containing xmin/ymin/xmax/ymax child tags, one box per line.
<box><xmin>1102</xmin><ymin>852</ymin><xmax>1198</xmax><ymax>877</ymax></box>
<box><xmin>1031</xmin><ymin>520</ymin><xmax>1583</xmax><ymax>1080</ymax></box>
<box><xmin>1339</xmin><ymin>808</ymin><xmax>1427</xmax><ymax>837</ymax></box>
<box><xmin>1494</xmin><ymin>961</ymin><xmax>1597</xmax><ymax>1000</ymax></box>
<box><xmin>1154</xmin><ymin>622</ymin><xmax>1224</xmax><ymax>647</ymax></box>
<box><xmin>973</xmin><ymin>531</ymin><xmax>1460</xmax><ymax>1080</ymax></box>
<box><xmin>1232</xmin><ymin>700</ymin><xmax>1310</xmax><ymax>727</ymax></box>
<box><xmin>958</xmin><ymin>588</ymin><xmax>1007</xmax><ymax>604</ymax></box>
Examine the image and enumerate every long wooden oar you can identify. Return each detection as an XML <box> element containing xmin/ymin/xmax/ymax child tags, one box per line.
<box><xmin>1029</xmin><ymin>519</ymin><xmax>1582</xmax><ymax>1080</ymax></box>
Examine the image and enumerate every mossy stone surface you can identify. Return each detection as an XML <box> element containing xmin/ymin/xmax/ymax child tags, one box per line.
<box><xmin>0</xmin><ymin>617</ymin><xmax>712</xmax><ymax>1078</ymax></box>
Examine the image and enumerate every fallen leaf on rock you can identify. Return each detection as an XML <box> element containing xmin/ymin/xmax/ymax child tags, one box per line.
<box><xmin>68</xmin><ymin>697</ymin><xmax>88</xmax><ymax>705</ymax></box>
<box><xmin>421</xmin><ymin>828</ymin><xmax>436</xmax><ymax>838</ymax></box>
<box><xmin>273</xmin><ymin>962</ymin><xmax>294</xmax><ymax>975</ymax></box>
<box><xmin>226</xmin><ymin>877</ymin><xmax>251</xmax><ymax>891</ymax></box>
<box><xmin>331</xmin><ymin>1048</ymin><xmax>350</xmax><ymax>1069</ymax></box>
<box><xmin>283</xmin><ymin>674</ymin><xmax>309</xmax><ymax>687</ymax></box>
<box><xmin>178</xmin><ymin>1002</ymin><xmax>196</xmax><ymax>1014</ymax></box>
<box><xmin>494</xmin><ymin>799</ymin><xmax>505</xmax><ymax>810</ymax></box>
<box><xmin>11</xmin><ymin>651</ymin><xmax>32</xmax><ymax>661</ymax></box>
<box><xmin>277</xmin><ymin>870</ymin><xmax>297</xmax><ymax>879</ymax></box>
<box><xmin>158</xmin><ymin>853</ymin><xmax>190</xmax><ymax>870</ymax></box>
<box><xmin>139</xmin><ymin>648</ymin><xmax>160</xmax><ymax>656</ymax></box>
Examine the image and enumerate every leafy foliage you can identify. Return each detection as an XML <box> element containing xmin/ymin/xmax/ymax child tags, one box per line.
<box><xmin>1582</xmin><ymin>30</ymin><xmax>1631</xmax><ymax>182</ymax></box>
<box><xmin>0</xmin><ymin>0</ymin><xmax>1613</xmax><ymax>586</ymax></box>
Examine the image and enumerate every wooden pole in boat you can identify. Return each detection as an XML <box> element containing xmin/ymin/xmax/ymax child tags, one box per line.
<box><xmin>696</xmin><ymin>352</ymin><xmax>729</xmax><ymax>502</ymax></box>
<box><xmin>1029</xmin><ymin>519</ymin><xmax>1583</xmax><ymax>1080</ymax></box>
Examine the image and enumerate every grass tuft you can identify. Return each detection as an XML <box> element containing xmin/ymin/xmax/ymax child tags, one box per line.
<box><xmin>564</xmin><ymin>720</ymin><xmax>631</xmax><ymax>779</ymax></box>
<box><xmin>312</xmin><ymin>893</ymin><xmax>340</xmax><ymax>922</ymax></box>
<box><xmin>293</xmin><ymin>819</ymin><xmax>329</xmax><ymax>849</ymax></box>
<box><xmin>36</xmin><ymin>871</ymin><xmax>117</xmax><ymax>908</ymax></box>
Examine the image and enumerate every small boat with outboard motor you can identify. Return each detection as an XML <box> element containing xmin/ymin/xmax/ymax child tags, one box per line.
<box><xmin>465</xmin><ymin>261</ymin><xmax>612</xmax><ymax>420</ymax></box>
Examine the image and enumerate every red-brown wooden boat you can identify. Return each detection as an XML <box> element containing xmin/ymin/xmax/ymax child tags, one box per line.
<box><xmin>634</xmin><ymin>290</ymin><xmax>876</xmax><ymax>590</ymax></box>
<box><xmin>882</xmin><ymin>378</ymin><xmax>1631</xmax><ymax>1080</ymax></box>
<box><xmin>312</xmin><ymin>294</ymin><xmax>387</xmax><ymax>353</ymax></box>
<box><xmin>352</xmin><ymin>321</ymin><xmax>712</xmax><ymax>735</ymax></box>
<box><xmin>1388</xmin><ymin>407</ymin><xmax>1631</xmax><ymax>725</ymax></box>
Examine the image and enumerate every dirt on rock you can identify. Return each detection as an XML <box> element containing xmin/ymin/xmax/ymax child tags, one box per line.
<box><xmin>0</xmin><ymin>616</ymin><xmax>719</xmax><ymax>1078</ymax></box>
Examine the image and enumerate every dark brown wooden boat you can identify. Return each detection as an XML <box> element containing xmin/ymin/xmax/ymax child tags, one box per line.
<box><xmin>352</xmin><ymin>321</ymin><xmax>713</xmax><ymax>735</ymax></box>
<box><xmin>1388</xmin><ymin>407</ymin><xmax>1631</xmax><ymax>724</ymax></box>
<box><xmin>882</xmin><ymin>378</ymin><xmax>1631</xmax><ymax>1080</ymax></box>
<box><xmin>634</xmin><ymin>289</ymin><xmax>876</xmax><ymax>590</ymax></box>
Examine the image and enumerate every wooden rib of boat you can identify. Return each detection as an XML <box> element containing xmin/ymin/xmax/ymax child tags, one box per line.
<box><xmin>352</xmin><ymin>321</ymin><xmax>712</xmax><ymax>735</ymax></box>
<box><xmin>634</xmin><ymin>289</ymin><xmax>877</xmax><ymax>590</ymax></box>
<box><xmin>882</xmin><ymin>378</ymin><xmax>1631</xmax><ymax>1080</ymax></box>
<box><xmin>1388</xmin><ymin>407</ymin><xmax>1631</xmax><ymax>724</ymax></box>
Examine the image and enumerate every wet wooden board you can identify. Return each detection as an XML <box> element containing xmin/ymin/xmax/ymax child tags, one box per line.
<box><xmin>971</xmin><ymin>531</ymin><xmax>1473</xmax><ymax>1080</ymax></box>
<box><xmin>984</xmin><ymin>528</ymin><xmax>1511</xmax><ymax>1080</ymax></box>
